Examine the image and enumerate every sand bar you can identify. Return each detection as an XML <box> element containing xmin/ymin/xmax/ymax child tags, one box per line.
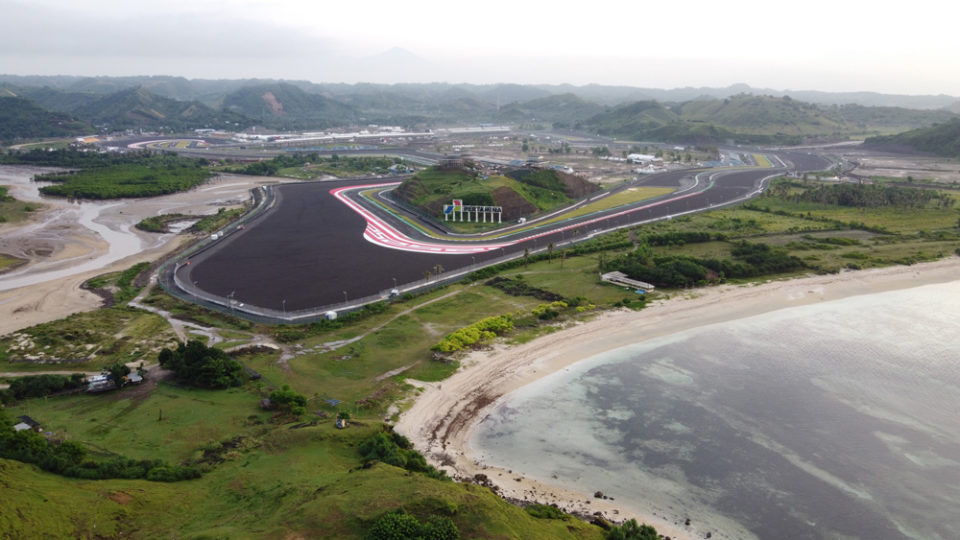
<box><xmin>394</xmin><ymin>257</ymin><xmax>960</xmax><ymax>539</ymax></box>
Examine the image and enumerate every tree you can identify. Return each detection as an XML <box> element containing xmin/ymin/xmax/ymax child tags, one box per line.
<box><xmin>269</xmin><ymin>385</ymin><xmax>307</xmax><ymax>416</ymax></box>
<box><xmin>104</xmin><ymin>361</ymin><xmax>131</xmax><ymax>389</ymax></box>
<box><xmin>158</xmin><ymin>340</ymin><xmax>245</xmax><ymax>389</ymax></box>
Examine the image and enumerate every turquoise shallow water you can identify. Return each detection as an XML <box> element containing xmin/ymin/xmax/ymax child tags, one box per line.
<box><xmin>472</xmin><ymin>281</ymin><xmax>960</xmax><ymax>540</ymax></box>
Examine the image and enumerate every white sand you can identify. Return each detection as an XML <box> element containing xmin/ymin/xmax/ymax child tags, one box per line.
<box><xmin>394</xmin><ymin>257</ymin><xmax>960</xmax><ymax>539</ymax></box>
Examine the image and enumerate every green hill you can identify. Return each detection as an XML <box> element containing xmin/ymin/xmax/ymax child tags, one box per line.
<box><xmin>676</xmin><ymin>95</ymin><xmax>845</xmax><ymax>136</ymax></box>
<box><xmin>395</xmin><ymin>162</ymin><xmax>600</xmax><ymax>223</ymax></box>
<box><xmin>75</xmin><ymin>87</ymin><xmax>250</xmax><ymax>131</ymax></box>
<box><xmin>586</xmin><ymin>95</ymin><xmax>958</xmax><ymax>144</ymax></box>
<box><xmin>222</xmin><ymin>83</ymin><xmax>355</xmax><ymax>129</ymax></box>
<box><xmin>829</xmin><ymin>103</ymin><xmax>958</xmax><ymax>133</ymax></box>
<box><xmin>585</xmin><ymin>100</ymin><xmax>679</xmax><ymax>135</ymax></box>
<box><xmin>496</xmin><ymin>93</ymin><xmax>604</xmax><ymax>127</ymax></box>
<box><xmin>865</xmin><ymin>118</ymin><xmax>960</xmax><ymax>157</ymax></box>
<box><xmin>0</xmin><ymin>96</ymin><xmax>91</xmax><ymax>142</ymax></box>
<box><xmin>10</xmin><ymin>85</ymin><xmax>101</xmax><ymax>114</ymax></box>
<box><xmin>583</xmin><ymin>100</ymin><xmax>740</xmax><ymax>143</ymax></box>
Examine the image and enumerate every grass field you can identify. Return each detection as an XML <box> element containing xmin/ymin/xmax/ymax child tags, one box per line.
<box><xmin>0</xmin><ymin>307</ymin><xmax>178</xmax><ymax>373</ymax></box>
<box><xmin>0</xmin><ymin>185</ymin><xmax>42</xmax><ymax>224</ymax></box>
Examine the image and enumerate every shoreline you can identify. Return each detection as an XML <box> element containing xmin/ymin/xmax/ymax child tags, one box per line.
<box><xmin>394</xmin><ymin>257</ymin><xmax>960</xmax><ymax>539</ymax></box>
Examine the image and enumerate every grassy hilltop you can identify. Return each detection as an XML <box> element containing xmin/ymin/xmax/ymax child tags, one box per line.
<box><xmin>395</xmin><ymin>161</ymin><xmax>600</xmax><ymax>226</ymax></box>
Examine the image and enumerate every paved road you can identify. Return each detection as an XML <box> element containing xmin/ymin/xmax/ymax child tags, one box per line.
<box><xmin>175</xmin><ymin>150</ymin><xmax>830</xmax><ymax>316</ymax></box>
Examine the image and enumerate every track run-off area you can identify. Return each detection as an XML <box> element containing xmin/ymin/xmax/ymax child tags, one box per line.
<box><xmin>167</xmin><ymin>150</ymin><xmax>831</xmax><ymax>322</ymax></box>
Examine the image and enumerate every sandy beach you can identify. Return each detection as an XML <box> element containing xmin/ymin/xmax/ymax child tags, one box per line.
<box><xmin>394</xmin><ymin>257</ymin><xmax>960</xmax><ymax>539</ymax></box>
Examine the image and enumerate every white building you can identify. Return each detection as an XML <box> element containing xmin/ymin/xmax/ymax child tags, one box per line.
<box><xmin>627</xmin><ymin>153</ymin><xmax>662</xmax><ymax>165</ymax></box>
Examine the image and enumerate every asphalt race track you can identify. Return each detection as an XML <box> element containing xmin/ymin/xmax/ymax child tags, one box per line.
<box><xmin>177</xmin><ymin>150</ymin><xmax>830</xmax><ymax>316</ymax></box>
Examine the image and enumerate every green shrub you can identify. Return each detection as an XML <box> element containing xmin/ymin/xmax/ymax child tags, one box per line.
<box><xmin>431</xmin><ymin>315</ymin><xmax>514</xmax><ymax>353</ymax></box>
<box><xmin>524</xmin><ymin>503</ymin><xmax>567</xmax><ymax>520</ymax></box>
<box><xmin>365</xmin><ymin>510</ymin><xmax>460</xmax><ymax>540</ymax></box>
<box><xmin>605</xmin><ymin>519</ymin><xmax>658</xmax><ymax>540</ymax></box>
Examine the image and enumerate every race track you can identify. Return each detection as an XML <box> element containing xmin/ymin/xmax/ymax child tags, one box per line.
<box><xmin>174</xmin><ymin>150</ymin><xmax>830</xmax><ymax>319</ymax></box>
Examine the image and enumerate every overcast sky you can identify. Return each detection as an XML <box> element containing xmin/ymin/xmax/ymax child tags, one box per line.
<box><xmin>2</xmin><ymin>0</ymin><xmax>959</xmax><ymax>95</ymax></box>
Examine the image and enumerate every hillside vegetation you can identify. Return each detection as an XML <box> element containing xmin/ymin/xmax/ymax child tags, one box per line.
<box><xmin>584</xmin><ymin>94</ymin><xmax>960</xmax><ymax>144</ymax></box>
<box><xmin>3</xmin><ymin>75</ymin><xmax>959</xmax><ymax>144</ymax></box>
<box><xmin>74</xmin><ymin>86</ymin><xmax>249</xmax><ymax>131</ymax></box>
<box><xmin>0</xmin><ymin>96</ymin><xmax>90</xmax><ymax>142</ymax></box>
<box><xmin>395</xmin><ymin>163</ymin><xmax>600</xmax><ymax>222</ymax></box>
<box><xmin>866</xmin><ymin>118</ymin><xmax>960</xmax><ymax>157</ymax></box>
<box><xmin>222</xmin><ymin>83</ymin><xmax>355</xmax><ymax>130</ymax></box>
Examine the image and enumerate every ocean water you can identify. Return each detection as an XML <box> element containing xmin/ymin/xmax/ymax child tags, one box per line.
<box><xmin>471</xmin><ymin>281</ymin><xmax>960</xmax><ymax>540</ymax></box>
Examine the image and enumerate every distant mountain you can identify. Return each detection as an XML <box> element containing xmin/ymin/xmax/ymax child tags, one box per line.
<box><xmin>829</xmin><ymin>104</ymin><xmax>958</xmax><ymax>132</ymax></box>
<box><xmin>584</xmin><ymin>95</ymin><xmax>959</xmax><ymax>144</ymax></box>
<box><xmin>3</xmin><ymin>75</ymin><xmax>959</xmax><ymax>144</ymax></box>
<box><xmin>75</xmin><ymin>86</ymin><xmax>250</xmax><ymax>130</ymax></box>
<box><xmin>477</xmin><ymin>84</ymin><xmax>553</xmax><ymax>106</ymax></box>
<box><xmin>0</xmin><ymin>96</ymin><xmax>91</xmax><ymax>142</ymax></box>
<box><xmin>10</xmin><ymin>85</ymin><xmax>100</xmax><ymax>114</ymax></box>
<box><xmin>222</xmin><ymin>83</ymin><xmax>355</xmax><ymax>130</ymax></box>
<box><xmin>2</xmin><ymin>75</ymin><xmax>957</xmax><ymax>111</ymax></box>
<box><xmin>865</xmin><ymin>119</ymin><xmax>960</xmax><ymax>157</ymax></box>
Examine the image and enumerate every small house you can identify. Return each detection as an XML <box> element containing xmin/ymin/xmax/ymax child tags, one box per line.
<box><xmin>86</xmin><ymin>374</ymin><xmax>116</xmax><ymax>393</ymax></box>
<box><xmin>600</xmin><ymin>271</ymin><xmax>656</xmax><ymax>293</ymax></box>
<box><xmin>14</xmin><ymin>415</ymin><xmax>41</xmax><ymax>432</ymax></box>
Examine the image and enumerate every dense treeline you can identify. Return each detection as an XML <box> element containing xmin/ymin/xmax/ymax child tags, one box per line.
<box><xmin>1</xmin><ymin>148</ymin><xmax>174</xmax><ymax>168</ymax></box>
<box><xmin>641</xmin><ymin>231</ymin><xmax>720</xmax><ymax>246</ymax></box>
<box><xmin>769</xmin><ymin>182</ymin><xmax>954</xmax><ymax>209</ymax></box>
<box><xmin>231</xmin><ymin>152</ymin><xmax>399</xmax><ymax>177</ymax></box>
<box><xmin>158</xmin><ymin>340</ymin><xmax>246</xmax><ymax>389</ymax></box>
<box><xmin>0</xmin><ymin>149</ymin><xmax>212</xmax><ymax>199</ymax></box>
<box><xmin>0</xmin><ymin>374</ymin><xmax>86</xmax><ymax>404</ymax></box>
<box><xmin>604</xmin><ymin>241</ymin><xmax>806</xmax><ymax>288</ymax></box>
<box><xmin>485</xmin><ymin>276</ymin><xmax>565</xmax><ymax>302</ymax></box>
<box><xmin>35</xmin><ymin>155</ymin><xmax>210</xmax><ymax>199</ymax></box>
<box><xmin>0</xmin><ymin>411</ymin><xmax>200</xmax><ymax>482</ymax></box>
